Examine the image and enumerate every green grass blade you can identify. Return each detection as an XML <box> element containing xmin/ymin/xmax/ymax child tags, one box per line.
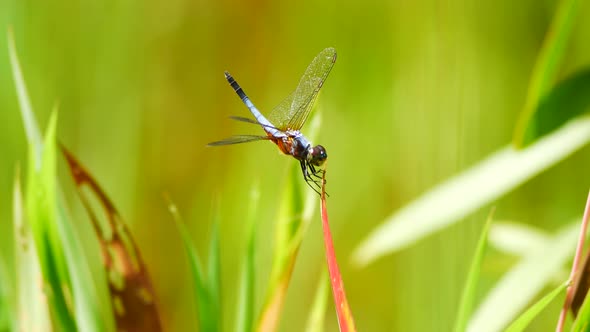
<box><xmin>0</xmin><ymin>256</ymin><xmax>10</xmax><ymax>332</ymax></box>
<box><xmin>207</xmin><ymin>205</ymin><xmax>222</xmax><ymax>331</ymax></box>
<box><xmin>305</xmin><ymin>268</ymin><xmax>330</xmax><ymax>332</ymax></box>
<box><xmin>521</xmin><ymin>68</ymin><xmax>590</xmax><ymax>146</ymax></box>
<box><xmin>56</xmin><ymin>199</ymin><xmax>115</xmax><ymax>332</ymax></box>
<box><xmin>571</xmin><ymin>286</ymin><xmax>590</xmax><ymax>332</ymax></box>
<box><xmin>352</xmin><ymin>117</ymin><xmax>590</xmax><ymax>267</ymax></box>
<box><xmin>514</xmin><ymin>0</ymin><xmax>581</xmax><ymax>147</ymax></box>
<box><xmin>167</xmin><ymin>198</ymin><xmax>217</xmax><ymax>331</ymax></box>
<box><xmin>453</xmin><ymin>209</ymin><xmax>494</xmax><ymax>332</ymax></box>
<box><xmin>24</xmin><ymin>111</ymin><xmax>76</xmax><ymax>331</ymax></box>
<box><xmin>7</xmin><ymin>27</ymin><xmax>42</xmax><ymax>158</ymax></box>
<box><xmin>467</xmin><ymin>221</ymin><xmax>580</xmax><ymax>332</ymax></box>
<box><xmin>10</xmin><ymin>30</ymin><xmax>113</xmax><ymax>331</ymax></box>
<box><xmin>235</xmin><ymin>186</ymin><xmax>259</xmax><ymax>332</ymax></box>
<box><xmin>504</xmin><ymin>280</ymin><xmax>569</xmax><ymax>332</ymax></box>
<box><xmin>13</xmin><ymin>166</ymin><xmax>51</xmax><ymax>332</ymax></box>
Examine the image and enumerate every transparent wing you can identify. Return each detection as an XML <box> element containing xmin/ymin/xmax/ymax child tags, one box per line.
<box><xmin>207</xmin><ymin>135</ymin><xmax>269</xmax><ymax>146</ymax></box>
<box><xmin>268</xmin><ymin>47</ymin><xmax>337</xmax><ymax>130</ymax></box>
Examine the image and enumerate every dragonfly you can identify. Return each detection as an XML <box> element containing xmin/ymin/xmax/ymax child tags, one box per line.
<box><xmin>208</xmin><ymin>47</ymin><xmax>337</xmax><ymax>195</ymax></box>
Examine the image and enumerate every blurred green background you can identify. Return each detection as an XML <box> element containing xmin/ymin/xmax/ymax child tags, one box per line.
<box><xmin>2</xmin><ymin>0</ymin><xmax>590</xmax><ymax>331</ymax></box>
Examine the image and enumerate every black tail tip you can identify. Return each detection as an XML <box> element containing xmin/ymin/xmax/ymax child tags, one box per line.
<box><xmin>224</xmin><ymin>71</ymin><xmax>231</xmax><ymax>79</ymax></box>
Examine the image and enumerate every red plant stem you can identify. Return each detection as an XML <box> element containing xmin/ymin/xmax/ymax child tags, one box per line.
<box><xmin>556</xmin><ymin>189</ymin><xmax>590</xmax><ymax>332</ymax></box>
<box><xmin>321</xmin><ymin>172</ymin><xmax>356</xmax><ymax>332</ymax></box>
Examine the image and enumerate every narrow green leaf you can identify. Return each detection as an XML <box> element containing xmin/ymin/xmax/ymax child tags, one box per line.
<box><xmin>352</xmin><ymin>117</ymin><xmax>590</xmax><ymax>267</ymax></box>
<box><xmin>235</xmin><ymin>185</ymin><xmax>259</xmax><ymax>332</ymax></box>
<box><xmin>571</xmin><ymin>287</ymin><xmax>590</xmax><ymax>332</ymax></box>
<box><xmin>167</xmin><ymin>198</ymin><xmax>217</xmax><ymax>331</ymax></box>
<box><xmin>7</xmin><ymin>27</ymin><xmax>42</xmax><ymax>158</ymax></box>
<box><xmin>467</xmin><ymin>221</ymin><xmax>580</xmax><ymax>332</ymax></box>
<box><xmin>24</xmin><ymin>111</ymin><xmax>76</xmax><ymax>331</ymax></box>
<box><xmin>10</xmin><ymin>30</ymin><xmax>113</xmax><ymax>331</ymax></box>
<box><xmin>521</xmin><ymin>68</ymin><xmax>590</xmax><ymax>146</ymax></box>
<box><xmin>207</xmin><ymin>204</ymin><xmax>222</xmax><ymax>331</ymax></box>
<box><xmin>56</xmin><ymin>199</ymin><xmax>115</xmax><ymax>332</ymax></box>
<box><xmin>0</xmin><ymin>257</ymin><xmax>10</xmax><ymax>332</ymax></box>
<box><xmin>453</xmin><ymin>209</ymin><xmax>494</xmax><ymax>332</ymax></box>
<box><xmin>514</xmin><ymin>0</ymin><xmax>581</xmax><ymax>147</ymax></box>
<box><xmin>305</xmin><ymin>268</ymin><xmax>330</xmax><ymax>332</ymax></box>
<box><xmin>504</xmin><ymin>280</ymin><xmax>568</xmax><ymax>332</ymax></box>
<box><xmin>13</xmin><ymin>166</ymin><xmax>51</xmax><ymax>332</ymax></box>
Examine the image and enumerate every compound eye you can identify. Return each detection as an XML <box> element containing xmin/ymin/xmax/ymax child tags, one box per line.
<box><xmin>311</xmin><ymin>145</ymin><xmax>327</xmax><ymax>166</ymax></box>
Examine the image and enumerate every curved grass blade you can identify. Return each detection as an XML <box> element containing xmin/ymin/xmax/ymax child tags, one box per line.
<box><xmin>320</xmin><ymin>168</ymin><xmax>356</xmax><ymax>331</ymax></box>
<box><xmin>305</xmin><ymin>268</ymin><xmax>330</xmax><ymax>332</ymax></box>
<box><xmin>166</xmin><ymin>197</ymin><xmax>220</xmax><ymax>332</ymax></box>
<box><xmin>13</xmin><ymin>166</ymin><xmax>51</xmax><ymax>332</ymax></box>
<box><xmin>467</xmin><ymin>221</ymin><xmax>580</xmax><ymax>332</ymax></box>
<box><xmin>7</xmin><ymin>27</ymin><xmax>42</xmax><ymax>159</ymax></box>
<box><xmin>10</xmin><ymin>29</ymin><xmax>115</xmax><ymax>332</ymax></box>
<box><xmin>236</xmin><ymin>185</ymin><xmax>260</xmax><ymax>332</ymax></box>
<box><xmin>521</xmin><ymin>68</ymin><xmax>590</xmax><ymax>147</ymax></box>
<box><xmin>504</xmin><ymin>279</ymin><xmax>569</xmax><ymax>332</ymax></box>
<box><xmin>453</xmin><ymin>208</ymin><xmax>494</xmax><ymax>332</ymax></box>
<box><xmin>352</xmin><ymin>117</ymin><xmax>590</xmax><ymax>267</ymax></box>
<box><xmin>513</xmin><ymin>0</ymin><xmax>581</xmax><ymax>147</ymax></box>
<box><xmin>208</xmin><ymin>204</ymin><xmax>222</xmax><ymax>331</ymax></box>
<box><xmin>0</xmin><ymin>256</ymin><xmax>10</xmax><ymax>332</ymax></box>
<box><xmin>24</xmin><ymin>112</ymin><xmax>76</xmax><ymax>331</ymax></box>
<box><xmin>61</xmin><ymin>146</ymin><xmax>162</xmax><ymax>331</ymax></box>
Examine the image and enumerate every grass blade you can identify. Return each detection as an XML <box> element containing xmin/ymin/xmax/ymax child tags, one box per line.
<box><xmin>7</xmin><ymin>27</ymin><xmax>42</xmax><ymax>158</ymax></box>
<box><xmin>61</xmin><ymin>146</ymin><xmax>162</xmax><ymax>331</ymax></box>
<box><xmin>521</xmin><ymin>68</ymin><xmax>590</xmax><ymax>146</ymax></box>
<box><xmin>13</xmin><ymin>166</ymin><xmax>51</xmax><ymax>332</ymax></box>
<box><xmin>513</xmin><ymin>0</ymin><xmax>581</xmax><ymax>147</ymax></box>
<box><xmin>208</xmin><ymin>205</ymin><xmax>222</xmax><ymax>331</ymax></box>
<box><xmin>503</xmin><ymin>280</ymin><xmax>569</xmax><ymax>332</ymax></box>
<box><xmin>305</xmin><ymin>268</ymin><xmax>330</xmax><ymax>332</ymax></box>
<box><xmin>467</xmin><ymin>221</ymin><xmax>580</xmax><ymax>332</ymax></box>
<box><xmin>166</xmin><ymin>197</ymin><xmax>219</xmax><ymax>332</ymax></box>
<box><xmin>352</xmin><ymin>117</ymin><xmax>590</xmax><ymax>267</ymax></box>
<box><xmin>235</xmin><ymin>186</ymin><xmax>259</xmax><ymax>332</ymax></box>
<box><xmin>320</xmin><ymin>169</ymin><xmax>356</xmax><ymax>331</ymax></box>
<box><xmin>453</xmin><ymin>208</ymin><xmax>494</xmax><ymax>332</ymax></box>
<box><xmin>10</xmin><ymin>30</ymin><xmax>114</xmax><ymax>331</ymax></box>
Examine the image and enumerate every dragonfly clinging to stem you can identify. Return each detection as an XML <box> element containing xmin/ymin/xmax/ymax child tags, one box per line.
<box><xmin>208</xmin><ymin>47</ymin><xmax>337</xmax><ymax>195</ymax></box>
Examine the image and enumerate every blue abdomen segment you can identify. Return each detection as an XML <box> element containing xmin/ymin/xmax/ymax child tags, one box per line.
<box><xmin>224</xmin><ymin>71</ymin><xmax>283</xmax><ymax>138</ymax></box>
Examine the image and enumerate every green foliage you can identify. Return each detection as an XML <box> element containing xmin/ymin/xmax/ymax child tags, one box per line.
<box><xmin>168</xmin><ymin>199</ymin><xmax>222</xmax><ymax>332</ymax></box>
<box><xmin>504</xmin><ymin>280</ymin><xmax>568</xmax><ymax>332</ymax></box>
<box><xmin>453</xmin><ymin>209</ymin><xmax>494</xmax><ymax>332</ymax></box>
<box><xmin>571</xmin><ymin>287</ymin><xmax>590</xmax><ymax>332</ymax></box>
<box><xmin>521</xmin><ymin>68</ymin><xmax>590</xmax><ymax>146</ymax></box>
<box><xmin>235</xmin><ymin>186</ymin><xmax>259</xmax><ymax>332</ymax></box>
<box><xmin>514</xmin><ymin>0</ymin><xmax>581</xmax><ymax>147</ymax></box>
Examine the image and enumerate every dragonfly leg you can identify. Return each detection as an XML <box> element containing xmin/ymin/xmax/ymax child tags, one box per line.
<box><xmin>300</xmin><ymin>161</ymin><xmax>323</xmax><ymax>196</ymax></box>
<box><xmin>306</xmin><ymin>162</ymin><xmax>329</xmax><ymax>197</ymax></box>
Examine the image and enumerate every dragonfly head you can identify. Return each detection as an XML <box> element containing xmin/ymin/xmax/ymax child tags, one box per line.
<box><xmin>308</xmin><ymin>145</ymin><xmax>327</xmax><ymax>166</ymax></box>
